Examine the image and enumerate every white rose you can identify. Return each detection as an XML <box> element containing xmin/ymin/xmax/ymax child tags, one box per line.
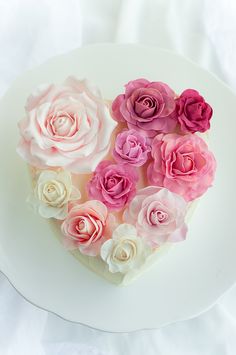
<box><xmin>100</xmin><ymin>224</ymin><xmax>150</xmax><ymax>274</ymax></box>
<box><xmin>28</xmin><ymin>170</ymin><xmax>81</xmax><ymax>219</ymax></box>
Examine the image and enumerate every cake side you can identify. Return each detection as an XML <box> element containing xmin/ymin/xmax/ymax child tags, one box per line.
<box><xmin>50</xmin><ymin>218</ymin><xmax>172</xmax><ymax>286</ymax></box>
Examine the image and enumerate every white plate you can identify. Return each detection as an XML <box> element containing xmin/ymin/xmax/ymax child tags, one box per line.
<box><xmin>0</xmin><ymin>44</ymin><xmax>235</xmax><ymax>332</ymax></box>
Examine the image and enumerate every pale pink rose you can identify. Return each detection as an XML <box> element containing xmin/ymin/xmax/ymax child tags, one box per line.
<box><xmin>113</xmin><ymin>129</ymin><xmax>150</xmax><ymax>166</ymax></box>
<box><xmin>147</xmin><ymin>133</ymin><xmax>216</xmax><ymax>201</ymax></box>
<box><xmin>123</xmin><ymin>187</ymin><xmax>187</xmax><ymax>247</ymax></box>
<box><xmin>61</xmin><ymin>200</ymin><xmax>116</xmax><ymax>256</ymax></box>
<box><xmin>17</xmin><ymin>77</ymin><xmax>117</xmax><ymax>173</ymax></box>
<box><xmin>87</xmin><ymin>160</ymin><xmax>138</xmax><ymax>211</ymax></box>
<box><xmin>112</xmin><ymin>78</ymin><xmax>177</xmax><ymax>137</ymax></box>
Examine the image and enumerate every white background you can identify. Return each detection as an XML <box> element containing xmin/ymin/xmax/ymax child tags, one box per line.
<box><xmin>1</xmin><ymin>0</ymin><xmax>236</xmax><ymax>354</ymax></box>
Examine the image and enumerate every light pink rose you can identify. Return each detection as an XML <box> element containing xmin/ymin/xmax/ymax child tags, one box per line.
<box><xmin>147</xmin><ymin>133</ymin><xmax>216</xmax><ymax>201</ymax></box>
<box><xmin>17</xmin><ymin>77</ymin><xmax>117</xmax><ymax>173</ymax></box>
<box><xmin>123</xmin><ymin>187</ymin><xmax>187</xmax><ymax>247</ymax></box>
<box><xmin>61</xmin><ymin>200</ymin><xmax>115</xmax><ymax>256</ymax></box>
<box><xmin>87</xmin><ymin>160</ymin><xmax>138</xmax><ymax>211</ymax></box>
<box><xmin>113</xmin><ymin>129</ymin><xmax>150</xmax><ymax>166</ymax></box>
<box><xmin>112</xmin><ymin>78</ymin><xmax>177</xmax><ymax>137</ymax></box>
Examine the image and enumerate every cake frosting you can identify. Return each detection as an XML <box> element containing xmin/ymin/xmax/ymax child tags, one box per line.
<box><xmin>17</xmin><ymin>77</ymin><xmax>216</xmax><ymax>285</ymax></box>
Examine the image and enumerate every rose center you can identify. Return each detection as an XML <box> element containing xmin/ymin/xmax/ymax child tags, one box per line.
<box><xmin>40</xmin><ymin>180</ymin><xmax>67</xmax><ymax>207</ymax></box>
<box><xmin>128</xmin><ymin>139</ymin><xmax>136</xmax><ymax>148</ymax></box>
<box><xmin>134</xmin><ymin>93</ymin><xmax>159</xmax><ymax>119</ymax></box>
<box><xmin>112</xmin><ymin>240</ymin><xmax>137</xmax><ymax>262</ymax></box>
<box><xmin>117</xmin><ymin>247</ymin><xmax>129</xmax><ymax>261</ymax></box>
<box><xmin>57</xmin><ymin>117</ymin><xmax>67</xmax><ymax>127</ymax></box>
<box><xmin>75</xmin><ymin>217</ymin><xmax>92</xmax><ymax>235</ymax></box>
<box><xmin>78</xmin><ymin>220</ymin><xmax>86</xmax><ymax>230</ymax></box>
<box><xmin>47</xmin><ymin>185</ymin><xmax>56</xmax><ymax>193</ymax></box>
<box><xmin>172</xmin><ymin>151</ymin><xmax>196</xmax><ymax>175</ymax></box>
<box><xmin>183</xmin><ymin>156</ymin><xmax>194</xmax><ymax>171</ymax></box>
<box><xmin>47</xmin><ymin>112</ymin><xmax>77</xmax><ymax>137</ymax></box>
<box><xmin>107</xmin><ymin>177</ymin><xmax>118</xmax><ymax>189</ymax></box>
<box><xmin>122</xmin><ymin>138</ymin><xmax>138</xmax><ymax>156</ymax></box>
<box><xmin>138</xmin><ymin>95</ymin><xmax>156</xmax><ymax>108</ymax></box>
<box><xmin>43</xmin><ymin>183</ymin><xmax>59</xmax><ymax>201</ymax></box>
<box><xmin>150</xmin><ymin>210</ymin><xmax>168</xmax><ymax>225</ymax></box>
<box><xmin>53</xmin><ymin>115</ymin><xmax>73</xmax><ymax>135</ymax></box>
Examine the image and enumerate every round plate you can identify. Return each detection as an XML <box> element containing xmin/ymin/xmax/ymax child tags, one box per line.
<box><xmin>0</xmin><ymin>44</ymin><xmax>235</xmax><ymax>332</ymax></box>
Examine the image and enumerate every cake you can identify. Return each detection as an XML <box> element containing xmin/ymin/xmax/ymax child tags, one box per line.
<box><xmin>17</xmin><ymin>77</ymin><xmax>216</xmax><ymax>285</ymax></box>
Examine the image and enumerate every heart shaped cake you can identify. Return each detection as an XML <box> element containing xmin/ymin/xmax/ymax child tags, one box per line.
<box><xmin>17</xmin><ymin>77</ymin><xmax>216</xmax><ymax>285</ymax></box>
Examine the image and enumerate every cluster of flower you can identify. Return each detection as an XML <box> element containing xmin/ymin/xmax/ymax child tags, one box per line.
<box><xmin>17</xmin><ymin>77</ymin><xmax>216</xmax><ymax>274</ymax></box>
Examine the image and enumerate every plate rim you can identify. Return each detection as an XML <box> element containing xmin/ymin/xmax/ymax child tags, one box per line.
<box><xmin>1</xmin><ymin>267</ymin><xmax>235</xmax><ymax>333</ymax></box>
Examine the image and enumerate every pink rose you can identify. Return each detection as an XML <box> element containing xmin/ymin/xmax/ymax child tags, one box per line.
<box><xmin>113</xmin><ymin>129</ymin><xmax>150</xmax><ymax>167</ymax></box>
<box><xmin>147</xmin><ymin>133</ymin><xmax>216</xmax><ymax>201</ymax></box>
<box><xmin>175</xmin><ymin>89</ymin><xmax>213</xmax><ymax>133</ymax></box>
<box><xmin>87</xmin><ymin>160</ymin><xmax>138</xmax><ymax>211</ymax></box>
<box><xmin>123</xmin><ymin>187</ymin><xmax>187</xmax><ymax>247</ymax></box>
<box><xmin>17</xmin><ymin>77</ymin><xmax>117</xmax><ymax>173</ymax></box>
<box><xmin>112</xmin><ymin>78</ymin><xmax>177</xmax><ymax>137</ymax></box>
<box><xmin>61</xmin><ymin>200</ymin><xmax>115</xmax><ymax>256</ymax></box>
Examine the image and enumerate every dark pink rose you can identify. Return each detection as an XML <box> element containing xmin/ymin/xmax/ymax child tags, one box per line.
<box><xmin>147</xmin><ymin>133</ymin><xmax>216</xmax><ymax>201</ymax></box>
<box><xmin>175</xmin><ymin>89</ymin><xmax>213</xmax><ymax>133</ymax></box>
<box><xmin>113</xmin><ymin>129</ymin><xmax>150</xmax><ymax>167</ymax></box>
<box><xmin>112</xmin><ymin>78</ymin><xmax>177</xmax><ymax>137</ymax></box>
<box><xmin>87</xmin><ymin>161</ymin><xmax>138</xmax><ymax>211</ymax></box>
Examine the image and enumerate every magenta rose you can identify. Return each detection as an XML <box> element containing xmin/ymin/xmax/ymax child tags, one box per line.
<box><xmin>147</xmin><ymin>133</ymin><xmax>216</xmax><ymax>201</ymax></box>
<box><xmin>112</xmin><ymin>78</ymin><xmax>177</xmax><ymax>137</ymax></box>
<box><xmin>175</xmin><ymin>89</ymin><xmax>213</xmax><ymax>133</ymax></box>
<box><xmin>123</xmin><ymin>187</ymin><xmax>187</xmax><ymax>247</ymax></box>
<box><xmin>61</xmin><ymin>200</ymin><xmax>115</xmax><ymax>256</ymax></box>
<box><xmin>87</xmin><ymin>160</ymin><xmax>138</xmax><ymax>211</ymax></box>
<box><xmin>113</xmin><ymin>129</ymin><xmax>150</xmax><ymax>167</ymax></box>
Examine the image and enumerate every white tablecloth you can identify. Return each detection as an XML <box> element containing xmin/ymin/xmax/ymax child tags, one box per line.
<box><xmin>1</xmin><ymin>1</ymin><xmax>236</xmax><ymax>354</ymax></box>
